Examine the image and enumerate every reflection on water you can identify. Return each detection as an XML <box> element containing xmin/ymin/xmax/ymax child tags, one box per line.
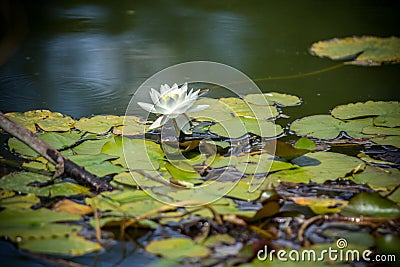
<box><xmin>0</xmin><ymin>0</ymin><xmax>399</xmax><ymax>118</ymax></box>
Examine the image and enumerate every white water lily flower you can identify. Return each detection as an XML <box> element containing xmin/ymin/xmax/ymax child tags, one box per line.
<box><xmin>137</xmin><ymin>83</ymin><xmax>208</xmax><ymax>133</ymax></box>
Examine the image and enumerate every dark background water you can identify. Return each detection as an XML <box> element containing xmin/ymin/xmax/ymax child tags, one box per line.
<box><xmin>0</xmin><ymin>0</ymin><xmax>399</xmax><ymax>120</ymax></box>
<box><xmin>0</xmin><ymin>1</ymin><xmax>399</xmax><ymax>266</ymax></box>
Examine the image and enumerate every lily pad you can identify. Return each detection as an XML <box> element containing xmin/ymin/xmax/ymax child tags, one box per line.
<box><xmin>269</xmin><ymin>152</ymin><xmax>365</xmax><ymax>184</ymax></box>
<box><xmin>331</xmin><ymin>101</ymin><xmax>400</xmax><ymax>120</ymax></box>
<box><xmin>341</xmin><ymin>192</ymin><xmax>400</xmax><ymax>218</ymax></box>
<box><xmin>290</xmin><ymin>115</ymin><xmax>373</xmax><ymax>139</ymax></box>
<box><xmin>210</xmin><ymin>117</ymin><xmax>283</xmax><ymax>138</ymax></box>
<box><xmin>371</xmin><ymin>136</ymin><xmax>400</xmax><ymax>148</ymax></box>
<box><xmin>145</xmin><ymin>238</ymin><xmax>211</xmax><ymax>259</ymax></box>
<box><xmin>0</xmin><ymin>194</ymin><xmax>40</xmax><ymax>209</ymax></box>
<box><xmin>362</xmin><ymin>126</ymin><xmax>400</xmax><ymax>136</ymax></box>
<box><xmin>102</xmin><ymin>136</ymin><xmax>164</xmax><ymax>170</ymax></box>
<box><xmin>75</xmin><ymin>115</ymin><xmax>124</xmax><ymax>134</ymax></box>
<box><xmin>310</xmin><ymin>36</ymin><xmax>400</xmax><ymax>66</ymax></box>
<box><xmin>0</xmin><ymin>172</ymin><xmax>90</xmax><ymax>197</ymax></box>
<box><xmin>5</xmin><ymin>110</ymin><xmax>75</xmax><ymax>132</ymax></box>
<box><xmin>218</xmin><ymin>97</ymin><xmax>279</xmax><ymax>120</ymax></box>
<box><xmin>113</xmin><ymin>116</ymin><xmax>148</xmax><ymax>135</ymax></box>
<box><xmin>352</xmin><ymin>166</ymin><xmax>400</xmax><ymax>191</ymax></box>
<box><xmin>244</xmin><ymin>92</ymin><xmax>301</xmax><ymax>107</ymax></box>
<box><xmin>290</xmin><ymin>197</ymin><xmax>348</xmax><ymax>214</ymax></box>
<box><xmin>190</xmin><ymin>97</ymin><xmax>234</xmax><ymax>122</ymax></box>
<box><xmin>69</xmin><ymin>154</ymin><xmax>126</xmax><ymax>177</ymax></box>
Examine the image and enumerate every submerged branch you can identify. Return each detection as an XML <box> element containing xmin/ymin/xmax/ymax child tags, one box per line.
<box><xmin>0</xmin><ymin>111</ymin><xmax>113</xmax><ymax>192</ymax></box>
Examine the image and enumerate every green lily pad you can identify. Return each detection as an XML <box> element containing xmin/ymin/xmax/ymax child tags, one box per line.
<box><xmin>362</xmin><ymin>126</ymin><xmax>400</xmax><ymax>136</ymax></box>
<box><xmin>341</xmin><ymin>192</ymin><xmax>400</xmax><ymax>218</ymax></box>
<box><xmin>244</xmin><ymin>92</ymin><xmax>301</xmax><ymax>107</ymax></box>
<box><xmin>20</xmin><ymin>232</ymin><xmax>102</xmax><ymax>256</ymax></box>
<box><xmin>145</xmin><ymin>238</ymin><xmax>211</xmax><ymax>259</ymax></box>
<box><xmin>165</xmin><ymin>161</ymin><xmax>202</xmax><ymax>184</ymax></box>
<box><xmin>102</xmin><ymin>136</ymin><xmax>164</xmax><ymax>170</ymax></box>
<box><xmin>113</xmin><ymin>171</ymin><xmax>170</xmax><ymax>188</ymax></box>
<box><xmin>294</xmin><ymin>138</ymin><xmax>317</xmax><ymax>151</ymax></box>
<box><xmin>374</xmin><ymin>114</ymin><xmax>400</xmax><ymax>127</ymax></box>
<box><xmin>218</xmin><ymin>97</ymin><xmax>279</xmax><ymax>120</ymax></box>
<box><xmin>269</xmin><ymin>152</ymin><xmax>365</xmax><ymax>184</ymax></box>
<box><xmin>331</xmin><ymin>101</ymin><xmax>400</xmax><ymax>120</ymax></box>
<box><xmin>113</xmin><ymin>116</ymin><xmax>148</xmax><ymax>135</ymax></box>
<box><xmin>5</xmin><ymin>110</ymin><xmax>75</xmax><ymax>132</ymax></box>
<box><xmin>310</xmin><ymin>36</ymin><xmax>400</xmax><ymax>66</ymax></box>
<box><xmin>0</xmin><ymin>172</ymin><xmax>90</xmax><ymax>197</ymax></box>
<box><xmin>0</xmin><ymin>194</ymin><xmax>40</xmax><ymax>209</ymax></box>
<box><xmin>8</xmin><ymin>131</ymin><xmax>83</xmax><ymax>159</ymax></box>
<box><xmin>371</xmin><ymin>136</ymin><xmax>400</xmax><ymax>148</ymax></box>
<box><xmin>352</xmin><ymin>166</ymin><xmax>400</xmax><ymax>191</ymax></box>
<box><xmin>75</xmin><ymin>115</ymin><xmax>124</xmax><ymax>134</ymax></box>
<box><xmin>290</xmin><ymin>115</ymin><xmax>373</xmax><ymax>139</ymax></box>
<box><xmin>190</xmin><ymin>97</ymin><xmax>234</xmax><ymax>122</ymax></box>
<box><xmin>69</xmin><ymin>154</ymin><xmax>126</xmax><ymax>177</ymax></box>
<box><xmin>210</xmin><ymin>117</ymin><xmax>283</xmax><ymax>138</ymax></box>
<box><xmin>72</xmin><ymin>136</ymin><xmax>113</xmax><ymax>155</ymax></box>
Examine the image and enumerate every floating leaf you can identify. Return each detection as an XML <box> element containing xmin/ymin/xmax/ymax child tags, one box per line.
<box><xmin>244</xmin><ymin>92</ymin><xmax>301</xmax><ymax>107</ymax></box>
<box><xmin>331</xmin><ymin>101</ymin><xmax>400</xmax><ymax>120</ymax></box>
<box><xmin>203</xmin><ymin>234</ymin><xmax>235</xmax><ymax>247</ymax></box>
<box><xmin>53</xmin><ymin>199</ymin><xmax>93</xmax><ymax>215</ymax></box>
<box><xmin>362</xmin><ymin>126</ymin><xmax>400</xmax><ymax>136</ymax></box>
<box><xmin>165</xmin><ymin>161</ymin><xmax>202</xmax><ymax>184</ymax></box>
<box><xmin>0</xmin><ymin>172</ymin><xmax>90</xmax><ymax>197</ymax></box>
<box><xmin>113</xmin><ymin>171</ymin><xmax>170</xmax><ymax>188</ymax></box>
<box><xmin>5</xmin><ymin>110</ymin><xmax>75</xmax><ymax>132</ymax></box>
<box><xmin>210</xmin><ymin>117</ymin><xmax>283</xmax><ymax>138</ymax></box>
<box><xmin>19</xmin><ymin>232</ymin><xmax>102</xmax><ymax>256</ymax></box>
<box><xmin>218</xmin><ymin>97</ymin><xmax>279</xmax><ymax>120</ymax></box>
<box><xmin>310</xmin><ymin>36</ymin><xmax>400</xmax><ymax>66</ymax></box>
<box><xmin>290</xmin><ymin>115</ymin><xmax>372</xmax><ymax>139</ymax></box>
<box><xmin>294</xmin><ymin>138</ymin><xmax>316</xmax><ymax>151</ymax></box>
<box><xmin>371</xmin><ymin>136</ymin><xmax>400</xmax><ymax>148</ymax></box>
<box><xmin>102</xmin><ymin>136</ymin><xmax>164</xmax><ymax>170</ymax></box>
<box><xmin>264</xmin><ymin>140</ymin><xmax>310</xmax><ymax>161</ymax></box>
<box><xmin>75</xmin><ymin>115</ymin><xmax>123</xmax><ymax>134</ymax></box>
<box><xmin>374</xmin><ymin>114</ymin><xmax>400</xmax><ymax>127</ymax></box>
<box><xmin>341</xmin><ymin>192</ymin><xmax>400</xmax><ymax>218</ymax></box>
<box><xmin>352</xmin><ymin>166</ymin><xmax>400</xmax><ymax>191</ymax></box>
<box><xmin>0</xmin><ymin>194</ymin><xmax>39</xmax><ymax>209</ymax></box>
<box><xmin>72</xmin><ymin>136</ymin><xmax>112</xmax><ymax>155</ymax></box>
<box><xmin>113</xmin><ymin>116</ymin><xmax>148</xmax><ymax>135</ymax></box>
<box><xmin>269</xmin><ymin>152</ymin><xmax>365</xmax><ymax>184</ymax></box>
<box><xmin>291</xmin><ymin>197</ymin><xmax>348</xmax><ymax>214</ymax></box>
<box><xmin>145</xmin><ymin>238</ymin><xmax>211</xmax><ymax>259</ymax></box>
<box><xmin>8</xmin><ymin>137</ymin><xmax>39</xmax><ymax>158</ymax></box>
<box><xmin>190</xmin><ymin>97</ymin><xmax>234</xmax><ymax>122</ymax></box>
<box><xmin>69</xmin><ymin>154</ymin><xmax>126</xmax><ymax>177</ymax></box>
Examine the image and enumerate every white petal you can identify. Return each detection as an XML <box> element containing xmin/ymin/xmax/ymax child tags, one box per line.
<box><xmin>160</xmin><ymin>84</ymin><xmax>170</xmax><ymax>95</ymax></box>
<box><xmin>180</xmin><ymin>83</ymin><xmax>188</xmax><ymax>92</ymax></box>
<box><xmin>186</xmin><ymin>104</ymin><xmax>209</xmax><ymax>113</ymax></box>
<box><xmin>170</xmin><ymin>83</ymin><xmax>179</xmax><ymax>91</ymax></box>
<box><xmin>150</xmin><ymin>88</ymin><xmax>161</xmax><ymax>104</ymax></box>
<box><xmin>149</xmin><ymin>115</ymin><xmax>168</xmax><ymax>129</ymax></box>
<box><xmin>137</xmin><ymin>102</ymin><xmax>156</xmax><ymax>113</ymax></box>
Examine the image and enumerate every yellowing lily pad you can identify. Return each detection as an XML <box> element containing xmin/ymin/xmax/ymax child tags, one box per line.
<box><xmin>290</xmin><ymin>197</ymin><xmax>348</xmax><ymax>214</ymax></box>
<box><xmin>290</xmin><ymin>115</ymin><xmax>373</xmax><ymax>139</ymax></box>
<box><xmin>218</xmin><ymin>97</ymin><xmax>279</xmax><ymax>120</ymax></box>
<box><xmin>145</xmin><ymin>238</ymin><xmax>211</xmax><ymax>259</ymax></box>
<box><xmin>5</xmin><ymin>110</ymin><xmax>75</xmax><ymax>132</ymax></box>
<box><xmin>244</xmin><ymin>92</ymin><xmax>301</xmax><ymax>107</ymax></box>
<box><xmin>352</xmin><ymin>166</ymin><xmax>400</xmax><ymax>191</ymax></box>
<box><xmin>310</xmin><ymin>36</ymin><xmax>400</xmax><ymax>66</ymax></box>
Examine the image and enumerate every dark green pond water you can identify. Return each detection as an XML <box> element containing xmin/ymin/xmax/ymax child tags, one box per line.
<box><xmin>0</xmin><ymin>0</ymin><xmax>399</xmax><ymax>121</ymax></box>
<box><xmin>0</xmin><ymin>0</ymin><xmax>399</xmax><ymax>266</ymax></box>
